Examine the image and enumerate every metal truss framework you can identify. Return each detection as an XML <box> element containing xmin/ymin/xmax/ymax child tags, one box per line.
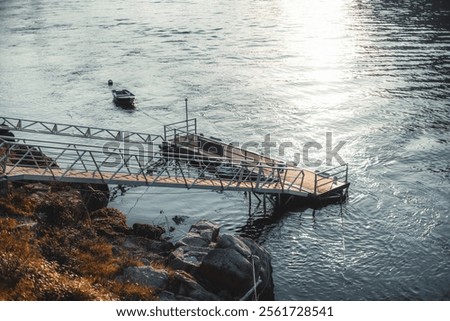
<box><xmin>0</xmin><ymin>117</ymin><xmax>349</xmax><ymax>200</ymax></box>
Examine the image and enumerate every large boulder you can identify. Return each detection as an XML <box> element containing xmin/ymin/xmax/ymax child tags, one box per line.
<box><xmin>166</xmin><ymin>220</ymin><xmax>274</xmax><ymax>300</ymax></box>
<box><xmin>199</xmin><ymin>234</ymin><xmax>274</xmax><ymax>300</ymax></box>
<box><xmin>199</xmin><ymin>247</ymin><xmax>253</xmax><ymax>298</ymax></box>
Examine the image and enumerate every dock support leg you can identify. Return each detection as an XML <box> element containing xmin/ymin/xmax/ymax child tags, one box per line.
<box><xmin>248</xmin><ymin>191</ymin><xmax>252</xmax><ymax>217</ymax></box>
<box><xmin>263</xmin><ymin>193</ymin><xmax>267</xmax><ymax>215</ymax></box>
<box><xmin>252</xmin><ymin>192</ymin><xmax>262</xmax><ymax>204</ymax></box>
<box><xmin>0</xmin><ymin>178</ymin><xmax>8</xmax><ymax>197</ymax></box>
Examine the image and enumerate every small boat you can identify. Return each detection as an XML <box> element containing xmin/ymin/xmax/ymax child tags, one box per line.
<box><xmin>112</xmin><ymin>89</ymin><xmax>135</xmax><ymax>109</ymax></box>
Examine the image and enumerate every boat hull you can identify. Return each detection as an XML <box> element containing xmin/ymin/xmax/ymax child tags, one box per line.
<box><xmin>112</xmin><ymin>89</ymin><xmax>136</xmax><ymax>109</ymax></box>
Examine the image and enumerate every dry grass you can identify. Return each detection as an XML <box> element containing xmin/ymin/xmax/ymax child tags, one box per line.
<box><xmin>0</xmin><ymin>217</ymin><xmax>109</xmax><ymax>300</ymax></box>
<box><xmin>0</xmin><ymin>190</ymin><xmax>36</xmax><ymax>217</ymax></box>
<box><xmin>106</xmin><ymin>281</ymin><xmax>157</xmax><ymax>301</ymax></box>
<box><xmin>8</xmin><ymin>190</ymin><xmax>37</xmax><ymax>214</ymax></box>
<box><xmin>0</xmin><ymin>185</ymin><xmax>159</xmax><ymax>301</ymax></box>
<box><xmin>73</xmin><ymin>241</ymin><xmax>121</xmax><ymax>278</ymax></box>
<box><xmin>0</xmin><ymin>218</ymin><xmax>35</xmax><ymax>288</ymax></box>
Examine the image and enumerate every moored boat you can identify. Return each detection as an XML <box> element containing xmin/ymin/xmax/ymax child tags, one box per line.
<box><xmin>112</xmin><ymin>89</ymin><xmax>135</xmax><ymax>109</ymax></box>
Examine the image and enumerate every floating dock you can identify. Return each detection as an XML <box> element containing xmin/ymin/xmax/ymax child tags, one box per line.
<box><xmin>0</xmin><ymin>116</ymin><xmax>349</xmax><ymax>208</ymax></box>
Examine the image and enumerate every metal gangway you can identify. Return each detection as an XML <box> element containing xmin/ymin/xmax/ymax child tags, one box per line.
<box><xmin>0</xmin><ymin>116</ymin><xmax>349</xmax><ymax>206</ymax></box>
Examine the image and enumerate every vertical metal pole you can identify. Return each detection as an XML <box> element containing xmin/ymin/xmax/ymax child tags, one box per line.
<box><xmin>248</xmin><ymin>191</ymin><xmax>252</xmax><ymax>216</ymax></box>
<box><xmin>0</xmin><ymin>146</ymin><xmax>7</xmax><ymax>173</ymax></box>
<box><xmin>263</xmin><ymin>193</ymin><xmax>267</xmax><ymax>215</ymax></box>
<box><xmin>185</xmin><ymin>97</ymin><xmax>189</xmax><ymax>134</ymax></box>
<box><xmin>0</xmin><ymin>145</ymin><xmax>8</xmax><ymax>196</ymax></box>
<box><xmin>314</xmin><ymin>173</ymin><xmax>317</xmax><ymax>194</ymax></box>
<box><xmin>0</xmin><ymin>178</ymin><xmax>7</xmax><ymax>196</ymax></box>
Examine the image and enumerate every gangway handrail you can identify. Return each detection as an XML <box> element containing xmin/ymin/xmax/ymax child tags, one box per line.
<box><xmin>1</xmin><ymin>135</ymin><xmax>136</xmax><ymax>152</ymax></box>
<box><xmin>1</xmin><ymin>139</ymin><xmax>293</xmax><ymax>175</ymax></box>
<box><xmin>315</xmin><ymin>164</ymin><xmax>348</xmax><ymax>181</ymax></box>
<box><xmin>0</xmin><ymin>116</ymin><xmax>164</xmax><ymax>144</ymax></box>
<box><xmin>314</xmin><ymin>163</ymin><xmax>348</xmax><ymax>194</ymax></box>
<box><xmin>163</xmin><ymin>118</ymin><xmax>197</xmax><ymax>141</ymax></box>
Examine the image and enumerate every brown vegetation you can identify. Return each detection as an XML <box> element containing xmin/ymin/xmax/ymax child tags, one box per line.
<box><xmin>0</xmin><ymin>182</ymin><xmax>157</xmax><ymax>301</ymax></box>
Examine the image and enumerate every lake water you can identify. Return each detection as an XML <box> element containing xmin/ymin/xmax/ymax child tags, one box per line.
<box><xmin>1</xmin><ymin>0</ymin><xmax>449</xmax><ymax>300</ymax></box>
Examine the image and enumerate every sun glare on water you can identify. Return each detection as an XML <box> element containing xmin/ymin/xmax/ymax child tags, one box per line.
<box><xmin>281</xmin><ymin>0</ymin><xmax>356</xmax><ymax>109</ymax></box>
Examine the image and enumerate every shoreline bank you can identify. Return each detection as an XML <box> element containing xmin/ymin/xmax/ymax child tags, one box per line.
<box><xmin>0</xmin><ymin>181</ymin><xmax>273</xmax><ymax>300</ymax></box>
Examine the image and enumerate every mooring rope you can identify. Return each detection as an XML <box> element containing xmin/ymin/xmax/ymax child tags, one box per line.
<box><xmin>251</xmin><ymin>254</ymin><xmax>258</xmax><ymax>300</ymax></box>
<box><xmin>240</xmin><ymin>254</ymin><xmax>261</xmax><ymax>301</ymax></box>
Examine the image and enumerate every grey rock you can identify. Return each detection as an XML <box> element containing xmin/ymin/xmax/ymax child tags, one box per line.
<box><xmin>176</xmin><ymin>232</ymin><xmax>209</xmax><ymax>248</ymax></box>
<box><xmin>133</xmin><ymin>223</ymin><xmax>165</xmax><ymax>240</ymax></box>
<box><xmin>199</xmin><ymin>247</ymin><xmax>254</xmax><ymax>297</ymax></box>
<box><xmin>217</xmin><ymin>234</ymin><xmax>252</xmax><ymax>257</ymax></box>
<box><xmin>167</xmin><ymin>246</ymin><xmax>210</xmax><ymax>273</ymax></box>
<box><xmin>200</xmin><ymin>233</ymin><xmax>274</xmax><ymax>300</ymax></box>
<box><xmin>165</xmin><ymin>220</ymin><xmax>274</xmax><ymax>300</ymax></box>
<box><xmin>239</xmin><ymin>237</ymin><xmax>274</xmax><ymax>300</ymax></box>
<box><xmin>158</xmin><ymin>290</ymin><xmax>193</xmax><ymax>301</ymax></box>
<box><xmin>175</xmin><ymin>220</ymin><xmax>220</xmax><ymax>248</ymax></box>
<box><xmin>122</xmin><ymin>266</ymin><xmax>169</xmax><ymax>289</ymax></box>
<box><xmin>189</xmin><ymin>220</ymin><xmax>220</xmax><ymax>243</ymax></box>
<box><xmin>170</xmin><ymin>271</ymin><xmax>220</xmax><ymax>301</ymax></box>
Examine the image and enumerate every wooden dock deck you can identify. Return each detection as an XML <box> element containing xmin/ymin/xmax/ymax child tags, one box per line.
<box><xmin>3</xmin><ymin>161</ymin><xmax>347</xmax><ymax>197</ymax></box>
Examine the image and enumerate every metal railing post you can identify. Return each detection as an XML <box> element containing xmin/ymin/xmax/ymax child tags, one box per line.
<box><xmin>185</xmin><ymin>98</ymin><xmax>189</xmax><ymax>134</ymax></box>
<box><xmin>314</xmin><ymin>173</ymin><xmax>318</xmax><ymax>194</ymax></box>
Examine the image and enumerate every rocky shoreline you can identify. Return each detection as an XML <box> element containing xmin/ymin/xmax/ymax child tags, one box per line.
<box><xmin>0</xmin><ymin>181</ymin><xmax>274</xmax><ymax>300</ymax></box>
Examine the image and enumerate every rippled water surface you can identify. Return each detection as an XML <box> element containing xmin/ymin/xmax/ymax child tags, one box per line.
<box><xmin>1</xmin><ymin>0</ymin><xmax>449</xmax><ymax>300</ymax></box>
